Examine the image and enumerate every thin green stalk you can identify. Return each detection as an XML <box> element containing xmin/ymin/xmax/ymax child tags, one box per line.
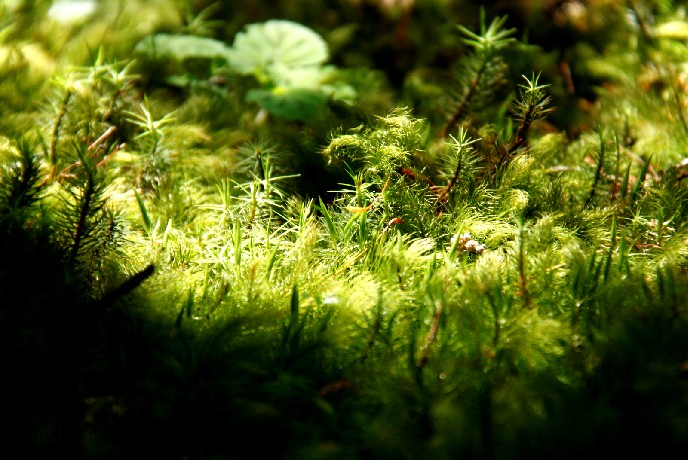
<box><xmin>611</xmin><ymin>133</ymin><xmax>621</xmax><ymax>200</ymax></box>
<box><xmin>586</xmin><ymin>130</ymin><xmax>605</xmax><ymax>207</ymax></box>
<box><xmin>517</xmin><ymin>216</ymin><xmax>530</xmax><ymax>309</ymax></box>
<box><xmin>48</xmin><ymin>90</ymin><xmax>73</xmax><ymax>182</ymax></box>
<box><xmin>69</xmin><ymin>158</ymin><xmax>96</xmax><ymax>265</ymax></box>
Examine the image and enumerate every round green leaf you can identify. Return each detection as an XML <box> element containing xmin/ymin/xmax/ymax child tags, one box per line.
<box><xmin>226</xmin><ymin>20</ymin><xmax>329</xmax><ymax>78</ymax></box>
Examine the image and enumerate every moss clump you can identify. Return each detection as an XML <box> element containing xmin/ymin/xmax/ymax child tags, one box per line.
<box><xmin>2</xmin><ymin>1</ymin><xmax>688</xmax><ymax>458</ymax></box>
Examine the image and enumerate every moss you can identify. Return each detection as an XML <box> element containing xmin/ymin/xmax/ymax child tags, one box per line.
<box><xmin>2</xmin><ymin>1</ymin><xmax>688</xmax><ymax>458</ymax></box>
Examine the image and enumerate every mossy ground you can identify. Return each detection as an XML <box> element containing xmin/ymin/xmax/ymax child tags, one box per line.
<box><xmin>2</xmin><ymin>1</ymin><xmax>688</xmax><ymax>459</ymax></box>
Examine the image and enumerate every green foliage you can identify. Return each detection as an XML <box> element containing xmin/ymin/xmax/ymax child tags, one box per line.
<box><xmin>245</xmin><ymin>87</ymin><xmax>328</xmax><ymax>121</ymax></box>
<box><xmin>3</xmin><ymin>1</ymin><xmax>688</xmax><ymax>459</ymax></box>
<box><xmin>324</xmin><ymin>107</ymin><xmax>425</xmax><ymax>174</ymax></box>
<box><xmin>441</xmin><ymin>12</ymin><xmax>515</xmax><ymax>138</ymax></box>
<box><xmin>226</xmin><ymin>19</ymin><xmax>355</xmax><ymax>121</ymax></box>
<box><xmin>226</xmin><ymin>19</ymin><xmax>329</xmax><ymax>79</ymax></box>
<box><xmin>0</xmin><ymin>136</ymin><xmax>45</xmax><ymax>221</ymax></box>
<box><xmin>135</xmin><ymin>18</ymin><xmax>356</xmax><ymax>121</ymax></box>
<box><xmin>134</xmin><ymin>33</ymin><xmax>230</xmax><ymax>61</ymax></box>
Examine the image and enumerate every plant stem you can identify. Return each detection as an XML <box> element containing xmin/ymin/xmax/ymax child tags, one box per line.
<box><xmin>418</xmin><ymin>304</ymin><xmax>443</xmax><ymax>368</ymax></box>
<box><xmin>585</xmin><ymin>131</ymin><xmax>605</xmax><ymax>207</ymax></box>
<box><xmin>517</xmin><ymin>217</ymin><xmax>530</xmax><ymax>309</ymax></box>
<box><xmin>47</xmin><ymin>91</ymin><xmax>73</xmax><ymax>182</ymax></box>
<box><xmin>441</xmin><ymin>57</ymin><xmax>487</xmax><ymax>139</ymax></box>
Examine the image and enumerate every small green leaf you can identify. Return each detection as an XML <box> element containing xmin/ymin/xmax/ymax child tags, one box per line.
<box><xmin>134</xmin><ymin>189</ymin><xmax>151</xmax><ymax>234</ymax></box>
<box><xmin>631</xmin><ymin>154</ymin><xmax>653</xmax><ymax>202</ymax></box>
<box><xmin>245</xmin><ymin>88</ymin><xmax>327</xmax><ymax>121</ymax></box>
<box><xmin>316</xmin><ymin>197</ymin><xmax>337</xmax><ymax>244</ymax></box>
<box><xmin>135</xmin><ymin>33</ymin><xmax>231</xmax><ymax>61</ymax></box>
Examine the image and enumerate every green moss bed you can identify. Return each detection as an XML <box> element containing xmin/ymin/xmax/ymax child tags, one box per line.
<box><xmin>2</xmin><ymin>1</ymin><xmax>688</xmax><ymax>458</ymax></box>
